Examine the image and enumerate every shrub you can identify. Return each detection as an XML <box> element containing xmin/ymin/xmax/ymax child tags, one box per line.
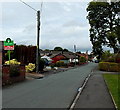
<box><xmin>99</xmin><ymin>62</ymin><xmax>120</xmax><ymax>72</ymax></box>
<box><xmin>99</xmin><ymin>62</ymin><xmax>109</xmax><ymax>71</ymax></box>
<box><xmin>5</xmin><ymin>59</ymin><xmax>20</xmax><ymax>65</ymax></box>
<box><xmin>107</xmin><ymin>56</ymin><xmax>115</xmax><ymax>62</ymax></box>
<box><xmin>50</xmin><ymin>64</ymin><xmax>55</xmax><ymax>69</ymax></box>
<box><xmin>109</xmin><ymin>63</ymin><xmax>119</xmax><ymax>72</ymax></box>
<box><xmin>9</xmin><ymin>65</ymin><xmax>20</xmax><ymax>77</ymax></box>
<box><xmin>115</xmin><ymin>53</ymin><xmax>120</xmax><ymax>63</ymax></box>
<box><xmin>25</xmin><ymin>63</ymin><xmax>35</xmax><ymax>73</ymax></box>
<box><xmin>79</xmin><ymin>56</ymin><xmax>86</xmax><ymax>63</ymax></box>
<box><xmin>55</xmin><ymin>61</ymin><xmax>64</xmax><ymax>67</ymax></box>
<box><xmin>39</xmin><ymin>58</ymin><xmax>45</xmax><ymax>71</ymax></box>
<box><xmin>101</xmin><ymin>51</ymin><xmax>113</xmax><ymax>62</ymax></box>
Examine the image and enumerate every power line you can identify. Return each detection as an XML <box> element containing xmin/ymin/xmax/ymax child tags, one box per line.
<box><xmin>40</xmin><ymin>2</ymin><xmax>43</xmax><ymax>14</ymax></box>
<box><xmin>19</xmin><ymin>0</ymin><xmax>37</xmax><ymax>12</ymax></box>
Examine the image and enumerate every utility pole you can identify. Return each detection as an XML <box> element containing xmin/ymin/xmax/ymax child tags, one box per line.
<box><xmin>19</xmin><ymin>0</ymin><xmax>43</xmax><ymax>73</ymax></box>
<box><xmin>36</xmin><ymin>10</ymin><xmax>40</xmax><ymax>73</ymax></box>
<box><xmin>74</xmin><ymin>45</ymin><xmax>76</xmax><ymax>66</ymax></box>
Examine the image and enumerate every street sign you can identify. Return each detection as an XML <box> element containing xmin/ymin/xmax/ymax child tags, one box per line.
<box><xmin>4</xmin><ymin>38</ymin><xmax>14</xmax><ymax>50</ymax></box>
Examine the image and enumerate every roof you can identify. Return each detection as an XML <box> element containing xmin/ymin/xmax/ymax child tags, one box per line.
<box><xmin>40</xmin><ymin>50</ymin><xmax>76</xmax><ymax>59</ymax></box>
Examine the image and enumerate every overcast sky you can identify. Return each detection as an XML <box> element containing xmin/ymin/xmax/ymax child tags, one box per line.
<box><xmin>1</xmin><ymin>1</ymin><xmax>94</xmax><ymax>52</ymax></box>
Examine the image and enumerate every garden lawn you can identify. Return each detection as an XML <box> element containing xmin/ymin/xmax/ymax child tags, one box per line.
<box><xmin>103</xmin><ymin>74</ymin><xmax>120</xmax><ymax>109</ymax></box>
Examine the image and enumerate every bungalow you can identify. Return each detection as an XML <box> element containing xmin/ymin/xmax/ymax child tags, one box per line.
<box><xmin>50</xmin><ymin>53</ymin><xmax>69</xmax><ymax>63</ymax></box>
<box><xmin>76</xmin><ymin>52</ymin><xmax>88</xmax><ymax>61</ymax></box>
<box><xmin>40</xmin><ymin>50</ymin><xmax>79</xmax><ymax>64</ymax></box>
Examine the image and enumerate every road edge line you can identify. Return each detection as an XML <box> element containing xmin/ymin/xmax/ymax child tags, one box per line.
<box><xmin>68</xmin><ymin>71</ymin><xmax>92</xmax><ymax>110</ymax></box>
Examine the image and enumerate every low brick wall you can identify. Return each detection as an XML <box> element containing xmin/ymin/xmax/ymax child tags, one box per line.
<box><xmin>2</xmin><ymin>65</ymin><xmax>25</xmax><ymax>86</ymax></box>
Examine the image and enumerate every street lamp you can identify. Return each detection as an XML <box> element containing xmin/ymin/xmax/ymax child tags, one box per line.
<box><xmin>19</xmin><ymin>0</ymin><xmax>43</xmax><ymax>73</ymax></box>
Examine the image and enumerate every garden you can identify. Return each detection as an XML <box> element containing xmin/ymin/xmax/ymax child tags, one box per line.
<box><xmin>2</xmin><ymin>59</ymin><xmax>25</xmax><ymax>86</ymax></box>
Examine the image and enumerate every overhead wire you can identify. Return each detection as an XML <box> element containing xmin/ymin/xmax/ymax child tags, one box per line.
<box><xmin>19</xmin><ymin>0</ymin><xmax>37</xmax><ymax>12</ymax></box>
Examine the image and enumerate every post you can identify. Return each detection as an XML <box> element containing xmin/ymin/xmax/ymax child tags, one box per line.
<box><xmin>74</xmin><ymin>45</ymin><xmax>76</xmax><ymax>66</ymax></box>
<box><xmin>36</xmin><ymin>10</ymin><xmax>40</xmax><ymax>73</ymax></box>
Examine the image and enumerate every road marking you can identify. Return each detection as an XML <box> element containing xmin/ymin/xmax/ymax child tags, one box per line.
<box><xmin>69</xmin><ymin>71</ymin><xmax>93</xmax><ymax>110</ymax></box>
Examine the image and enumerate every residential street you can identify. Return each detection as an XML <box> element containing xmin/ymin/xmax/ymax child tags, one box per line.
<box><xmin>2</xmin><ymin>63</ymin><xmax>97</xmax><ymax>108</ymax></box>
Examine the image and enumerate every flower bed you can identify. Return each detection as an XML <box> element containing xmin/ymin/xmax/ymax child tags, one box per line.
<box><xmin>2</xmin><ymin>64</ymin><xmax>25</xmax><ymax>86</ymax></box>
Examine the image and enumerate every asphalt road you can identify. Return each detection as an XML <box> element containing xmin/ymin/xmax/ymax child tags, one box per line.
<box><xmin>2</xmin><ymin>63</ymin><xmax>97</xmax><ymax>108</ymax></box>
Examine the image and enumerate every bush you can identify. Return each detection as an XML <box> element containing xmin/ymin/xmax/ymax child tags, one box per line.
<box><xmin>115</xmin><ymin>53</ymin><xmax>120</xmax><ymax>63</ymax></box>
<box><xmin>99</xmin><ymin>62</ymin><xmax>120</xmax><ymax>72</ymax></box>
<box><xmin>109</xmin><ymin>63</ymin><xmax>119</xmax><ymax>72</ymax></box>
<box><xmin>10</xmin><ymin>65</ymin><xmax>20</xmax><ymax>77</ymax></box>
<box><xmin>50</xmin><ymin>64</ymin><xmax>55</xmax><ymax>69</ymax></box>
<box><xmin>99</xmin><ymin>62</ymin><xmax>109</xmax><ymax>71</ymax></box>
<box><xmin>25</xmin><ymin>63</ymin><xmax>35</xmax><ymax>73</ymax></box>
<box><xmin>39</xmin><ymin>58</ymin><xmax>45</xmax><ymax>71</ymax></box>
<box><xmin>79</xmin><ymin>56</ymin><xmax>86</xmax><ymax>63</ymax></box>
<box><xmin>107</xmin><ymin>56</ymin><xmax>115</xmax><ymax>62</ymax></box>
<box><xmin>101</xmin><ymin>51</ymin><xmax>113</xmax><ymax>62</ymax></box>
<box><xmin>5</xmin><ymin>59</ymin><xmax>20</xmax><ymax>65</ymax></box>
<box><xmin>55</xmin><ymin>61</ymin><xmax>64</xmax><ymax>67</ymax></box>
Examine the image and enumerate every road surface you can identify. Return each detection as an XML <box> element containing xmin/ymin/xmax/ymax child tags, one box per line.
<box><xmin>2</xmin><ymin>63</ymin><xmax>97</xmax><ymax>108</ymax></box>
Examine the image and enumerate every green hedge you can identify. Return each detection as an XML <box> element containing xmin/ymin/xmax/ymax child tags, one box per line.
<box><xmin>99</xmin><ymin>62</ymin><xmax>120</xmax><ymax>72</ymax></box>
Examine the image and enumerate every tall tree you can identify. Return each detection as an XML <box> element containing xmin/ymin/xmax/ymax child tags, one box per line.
<box><xmin>54</xmin><ymin>47</ymin><xmax>63</xmax><ymax>51</ymax></box>
<box><xmin>87</xmin><ymin>1</ymin><xmax>120</xmax><ymax>55</ymax></box>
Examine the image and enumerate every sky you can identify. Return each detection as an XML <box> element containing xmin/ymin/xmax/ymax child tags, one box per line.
<box><xmin>1</xmin><ymin>0</ymin><xmax>94</xmax><ymax>53</ymax></box>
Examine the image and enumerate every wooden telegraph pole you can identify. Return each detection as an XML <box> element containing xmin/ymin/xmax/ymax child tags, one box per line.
<box><xmin>36</xmin><ymin>10</ymin><xmax>40</xmax><ymax>73</ymax></box>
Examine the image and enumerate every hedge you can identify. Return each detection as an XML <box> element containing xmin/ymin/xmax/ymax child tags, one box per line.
<box><xmin>99</xmin><ymin>62</ymin><xmax>120</xmax><ymax>72</ymax></box>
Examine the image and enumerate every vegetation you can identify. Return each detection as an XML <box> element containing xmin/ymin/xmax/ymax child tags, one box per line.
<box><xmin>9</xmin><ymin>65</ymin><xmax>20</xmax><ymax>77</ymax></box>
<box><xmin>54</xmin><ymin>47</ymin><xmax>63</xmax><ymax>51</ymax></box>
<box><xmin>87</xmin><ymin>1</ymin><xmax>120</xmax><ymax>58</ymax></box>
<box><xmin>54</xmin><ymin>47</ymin><xmax>69</xmax><ymax>52</ymax></box>
<box><xmin>55</xmin><ymin>61</ymin><xmax>65</xmax><ymax>67</ymax></box>
<box><xmin>101</xmin><ymin>51</ymin><xmax>114</xmax><ymax>62</ymax></box>
<box><xmin>79</xmin><ymin>56</ymin><xmax>86</xmax><ymax>63</ymax></box>
<box><xmin>39</xmin><ymin>58</ymin><xmax>45</xmax><ymax>71</ymax></box>
<box><xmin>5</xmin><ymin>59</ymin><xmax>20</xmax><ymax>65</ymax></box>
<box><xmin>25</xmin><ymin>63</ymin><xmax>35</xmax><ymax>73</ymax></box>
<box><xmin>63</xmin><ymin>49</ymin><xmax>69</xmax><ymax>52</ymax></box>
<box><xmin>103</xmin><ymin>74</ymin><xmax>120</xmax><ymax>109</ymax></box>
<box><xmin>99</xmin><ymin>62</ymin><xmax>120</xmax><ymax>72</ymax></box>
<box><xmin>3</xmin><ymin>45</ymin><xmax>36</xmax><ymax>65</ymax></box>
<box><xmin>4</xmin><ymin>59</ymin><xmax>21</xmax><ymax>77</ymax></box>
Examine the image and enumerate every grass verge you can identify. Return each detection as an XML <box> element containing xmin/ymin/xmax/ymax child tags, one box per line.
<box><xmin>103</xmin><ymin>74</ymin><xmax>120</xmax><ymax>109</ymax></box>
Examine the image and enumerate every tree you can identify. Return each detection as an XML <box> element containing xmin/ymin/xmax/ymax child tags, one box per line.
<box><xmin>87</xmin><ymin>1</ymin><xmax>120</xmax><ymax>54</ymax></box>
<box><xmin>63</xmin><ymin>48</ymin><xmax>69</xmax><ymax>52</ymax></box>
<box><xmin>54</xmin><ymin>47</ymin><xmax>63</xmax><ymax>51</ymax></box>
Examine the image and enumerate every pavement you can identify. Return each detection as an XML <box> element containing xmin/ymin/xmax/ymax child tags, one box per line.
<box><xmin>2</xmin><ymin>63</ymin><xmax>97</xmax><ymax>108</ymax></box>
<box><xmin>74</xmin><ymin>70</ymin><xmax>116</xmax><ymax>109</ymax></box>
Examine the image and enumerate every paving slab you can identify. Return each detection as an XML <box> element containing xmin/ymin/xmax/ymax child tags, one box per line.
<box><xmin>74</xmin><ymin>72</ymin><xmax>115</xmax><ymax>109</ymax></box>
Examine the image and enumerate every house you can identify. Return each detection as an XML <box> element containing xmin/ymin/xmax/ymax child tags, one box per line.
<box><xmin>50</xmin><ymin>53</ymin><xmax>69</xmax><ymax>63</ymax></box>
<box><xmin>49</xmin><ymin>51</ymin><xmax>78</xmax><ymax>64</ymax></box>
<box><xmin>40</xmin><ymin>50</ymin><xmax>79</xmax><ymax>64</ymax></box>
<box><xmin>76</xmin><ymin>51</ymin><xmax>88</xmax><ymax>61</ymax></box>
